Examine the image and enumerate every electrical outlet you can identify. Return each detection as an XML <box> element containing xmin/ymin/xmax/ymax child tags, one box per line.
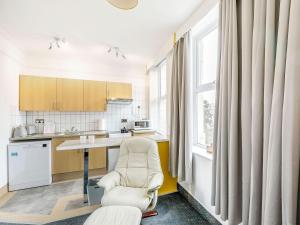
<box><xmin>35</xmin><ymin>119</ymin><xmax>45</xmax><ymax>124</ymax></box>
<box><xmin>121</xmin><ymin>119</ymin><xmax>127</xmax><ymax>123</ymax></box>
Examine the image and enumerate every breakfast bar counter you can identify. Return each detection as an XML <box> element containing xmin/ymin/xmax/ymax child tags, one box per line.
<box><xmin>56</xmin><ymin>135</ymin><xmax>168</xmax><ymax>151</ymax></box>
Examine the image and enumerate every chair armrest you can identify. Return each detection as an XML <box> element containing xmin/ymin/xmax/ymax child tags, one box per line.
<box><xmin>97</xmin><ymin>171</ymin><xmax>120</xmax><ymax>192</ymax></box>
<box><xmin>148</xmin><ymin>173</ymin><xmax>164</xmax><ymax>193</ymax></box>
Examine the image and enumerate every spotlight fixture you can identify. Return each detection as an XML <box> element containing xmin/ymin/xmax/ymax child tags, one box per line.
<box><xmin>48</xmin><ymin>37</ymin><xmax>68</xmax><ymax>50</ymax></box>
<box><xmin>106</xmin><ymin>0</ymin><xmax>138</xmax><ymax>10</ymax></box>
<box><xmin>107</xmin><ymin>47</ymin><xmax>126</xmax><ymax>59</ymax></box>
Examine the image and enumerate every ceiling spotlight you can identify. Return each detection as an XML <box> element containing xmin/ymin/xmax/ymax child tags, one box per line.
<box><xmin>107</xmin><ymin>46</ymin><xmax>126</xmax><ymax>59</ymax></box>
<box><xmin>48</xmin><ymin>37</ymin><xmax>68</xmax><ymax>50</ymax></box>
<box><xmin>106</xmin><ymin>0</ymin><xmax>138</xmax><ymax>10</ymax></box>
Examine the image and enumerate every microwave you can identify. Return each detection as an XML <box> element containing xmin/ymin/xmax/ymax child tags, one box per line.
<box><xmin>133</xmin><ymin>120</ymin><xmax>151</xmax><ymax>130</ymax></box>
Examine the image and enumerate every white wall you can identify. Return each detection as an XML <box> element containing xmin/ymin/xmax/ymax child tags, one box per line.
<box><xmin>0</xmin><ymin>32</ymin><xmax>24</xmax><ymax>188</ymax></box>
<box><xmin>148</xmin><ymin>0</ymin><xmax>219</xmax><ymax>68</ymax></box>
<box><xmin>180</xmin><ymin>155</ymin><xmax>227</xmax><ymax>225</ymax></box>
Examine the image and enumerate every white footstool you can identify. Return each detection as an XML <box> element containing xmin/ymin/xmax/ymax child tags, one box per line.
<box><xmin>84</xmin><ymin>206</ymin><xmax>142</xmax><ymax>225</ymax></box>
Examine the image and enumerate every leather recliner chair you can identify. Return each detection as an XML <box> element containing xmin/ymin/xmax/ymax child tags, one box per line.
<box><xmin>97</xmin><ymin>137</ymin><xmax>164</xmax><ymax>212</ymax></box>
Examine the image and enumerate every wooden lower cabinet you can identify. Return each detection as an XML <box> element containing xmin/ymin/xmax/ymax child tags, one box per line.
<box><xmin>51</xmin><ymin>135</ymin><xmax>106</xmax><ymax>175</ymax></box>
<box><xmin>88</xmin><ymin>147</ymin><xmax>106</xmax><ymax>170</ymax></box>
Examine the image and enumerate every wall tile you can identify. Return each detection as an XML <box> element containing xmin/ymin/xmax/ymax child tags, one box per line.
<box><xmin>14</xmin><ymin>89</ymin><xmax>148</xmax><ymax>133</ymax></box>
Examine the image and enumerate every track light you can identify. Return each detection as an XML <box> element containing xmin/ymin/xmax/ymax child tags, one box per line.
<box><xmin>48</xmin><ymin>37</ymin><xmax>68</xmax><ymax>50</ymax></box>
<box><xmin>107</xmin><ymin>46</ymin><xmax>126</xmax><ymax>59</ymax></box>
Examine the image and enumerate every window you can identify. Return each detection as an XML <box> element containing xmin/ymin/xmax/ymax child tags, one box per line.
<box><xmin>192</xmin><ymin>6</ymin><xmax>219</xmax><ymax>153</ymax></box>
<box><xmin>149</xmin><ymin>61</ymin><xmax>167</xmax><ymax>135</ymax></box>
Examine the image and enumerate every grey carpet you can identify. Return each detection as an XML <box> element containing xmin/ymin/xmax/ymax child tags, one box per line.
<box><xmin>0</xmin><ymin>193</ymin><xmax>214</xmax><ymax>225</ymax></box>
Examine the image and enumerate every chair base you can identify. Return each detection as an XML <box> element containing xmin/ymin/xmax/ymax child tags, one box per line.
<box><xmin>142</xmin><ymin>210</ymin><xmax>158</xmax><ymax>218</ymax></box>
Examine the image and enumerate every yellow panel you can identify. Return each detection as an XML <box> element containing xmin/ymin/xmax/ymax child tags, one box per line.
<box><xmin>157</xmin><ymin>141</ymin><xmax>178</xmax><ymax>195</ymax></box>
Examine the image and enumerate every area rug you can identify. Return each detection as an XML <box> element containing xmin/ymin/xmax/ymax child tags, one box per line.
<box><xmin>0</xmin><ymin>180</ymin><xmax>99</xmax><ymax>224</ymax></box>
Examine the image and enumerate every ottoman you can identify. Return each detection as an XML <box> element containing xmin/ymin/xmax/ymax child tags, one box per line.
<box><xmin>84</xmin><ymin>206</ymin><xmax>142</xmax><ymax>225</ymax></box>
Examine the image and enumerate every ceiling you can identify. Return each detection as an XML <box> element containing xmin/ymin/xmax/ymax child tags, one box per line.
<box><xmin>0</xmin><ymin>0</ymin><xmax>203</xmax><ymax>64</ymax></box>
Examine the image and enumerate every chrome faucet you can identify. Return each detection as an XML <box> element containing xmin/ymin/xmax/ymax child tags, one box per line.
<box><xmin>71</xmin><ymin>127</ymin><xmax>78</xmax><ymax>132</ymax></box>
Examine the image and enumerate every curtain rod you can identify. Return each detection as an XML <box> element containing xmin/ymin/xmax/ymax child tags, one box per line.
<box><xmin>147</xmin><ymin>30</ymin><xmax>190</xmax><ymax>74</ymax></box>
<box><xmin>147</xmin><ymin>49</ymin><xmax>173</xmax><ymax>74</ymax></box>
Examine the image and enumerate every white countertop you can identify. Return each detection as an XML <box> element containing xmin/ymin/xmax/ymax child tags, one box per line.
<box><xmin>131</xmin><ymin>129</ymin><xmax>156</xmax><ymax>134</ymax></box>
<box><xmin>56</xmin><ymin>135</ymin><xmax>169</xmax><ymax>151</ymax></box>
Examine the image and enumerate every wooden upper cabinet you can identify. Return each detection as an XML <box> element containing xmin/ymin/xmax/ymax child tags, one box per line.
<box><xmin>19</xmin><ymin>75</ymin><xmax>132</xmax><ymax>112</ymax></box>
<box><xmin>84</xmin><ymin>80</ymin><xmax>107</xmax><ymax>111</ymax></box>
<box><xmin>56</xmin><ymin>78</ymin><xmax>84</xmax><ymax>111</ymax></box>
<box><xmin>19</xmin><ymin>75</ymin><xmax>57</xmax><ymax>111</ymax></box>
<box><xmin>107</xmin><ymin>82</ymin><xmax>132</xmax><ymax>100</ymax></box>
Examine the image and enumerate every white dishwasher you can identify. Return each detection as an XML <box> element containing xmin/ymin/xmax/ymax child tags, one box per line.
<box><xmin>8</xmin><ymin>140</ymin><xmax>52</xmax><ymax>191</ymax></box>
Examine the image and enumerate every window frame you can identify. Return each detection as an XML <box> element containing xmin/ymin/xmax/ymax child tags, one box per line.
<box><xmin>149</xmin><ymin>60</ymin><xmax>167</xmax><ymax>135</ymax></box>
<box><xmin>192</xmin><ymin>20</ymin><xmax>218</xmax><ymax>150</ymax></box>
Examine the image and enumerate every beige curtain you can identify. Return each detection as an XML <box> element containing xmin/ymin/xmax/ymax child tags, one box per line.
<box><xmin>169</xmin><ymin>32</ymin><xmax>193</xmax><ymax>183</ymax></box>
<box><xmin>212</xmin><ymin>0</ymin><xmax>300</xmax><ymax>225</ymax></box>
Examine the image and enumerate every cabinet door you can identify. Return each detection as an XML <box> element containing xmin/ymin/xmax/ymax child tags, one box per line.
<box><xmin>89</xmin><ymin>148</ymin><xmax>106</xmax><ymax>169</ymax></box>
<box><xmin>52</xmin><ymin>137</ymin><xmax>83</xmax><ymax>174</ymax></box>
<box><xmin>19</xmin><ymin>75</ymin><xmax>57</xmax><ymax>111</ymax></box>
<box><xmin>57</xmin><ymin>78</ymin><xmax>84</xmax><ymax>111</ymax></box>
<box><xmin>84</xmin><ymin>80</ymin><xmax>107</xmax><ymax>111</ymax></box>
<box><xmin>107</xmin><ymin>82</ymin><xmax>132</xmax><ymax>100</ymax></box>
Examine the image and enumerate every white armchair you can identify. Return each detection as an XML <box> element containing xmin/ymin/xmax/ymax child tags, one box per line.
<box><xmin>97</xmin><ymin>137</ymin><xmax>164</xmax><ymax>212</ymax></box>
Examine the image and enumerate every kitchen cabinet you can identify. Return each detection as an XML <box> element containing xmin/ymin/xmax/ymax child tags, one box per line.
<box><xmin>19</xmin><ymin>75</ymin><xmax>57</xmax><ymax>111</ymax></box>
<box><xmin>89</xmin><ymin>147</ymin><xmax>106</xmax><ymax>169</ymax></box>
<box><xmin>19</xmin><ymin>75</ymin><xmax>133</xmax><ymax>112</ymax></box>
<box><xmin>107</xmin><ymin>82</ymin><xmax>132</xmax><ymax>100</ymax></box>
<box><xmin>52</xmin><ymin>137</ymin><xmax>83</xmax><ymax>174</ymax></box>
<box><xmin>52</xmin><ymin>135</ymin><xmax>106</xmax><ymax>175</ymax></box>
<box><xmin>56</xmin><ymin>78</ymin><xmax>84</xmax><ymax>111</ymax></box>
<box><xmin>84</xmin><ymin>80</ymin><xmax>107</xmax><ymax>111</ymax></box>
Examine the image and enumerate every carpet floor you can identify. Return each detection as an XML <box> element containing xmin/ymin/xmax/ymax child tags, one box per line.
<box><xmin>0</xmin><ymin>193</ymin><xmax>213</xmax><ymax>225</ymax></box>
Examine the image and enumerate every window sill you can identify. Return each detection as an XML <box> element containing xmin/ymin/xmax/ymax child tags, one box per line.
<box><xmin>192</xmin><ymin>146</ymin><xmax>213</xmax><ymax>161</ymax></box>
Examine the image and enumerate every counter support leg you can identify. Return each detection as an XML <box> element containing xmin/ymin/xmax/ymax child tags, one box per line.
<box><xmin>83</xmin><ymin>148</ymin><xmax>89</xmax><ymax>203</ymax></box>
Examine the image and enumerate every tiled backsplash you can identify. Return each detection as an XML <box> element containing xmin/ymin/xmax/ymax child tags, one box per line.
<box><xmin>16</xmin><ymin>103</ymin><xmax>146</xmax><ymax>133</ymax></box>
<box><xmin>11</xmin><ymin>84</ymin><xmax>148</xmax><ymax>133</ymax></box>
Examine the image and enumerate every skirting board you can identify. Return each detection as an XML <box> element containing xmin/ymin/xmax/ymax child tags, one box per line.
<box><xmin>0</xmin><ymin>185</ymin><xmax>8</xmax><ymax>200</ymax></box>
<box><xmin>177</xmin><ymin>183</ymin><xmax>221</xmax><ymax>225</ymax></box>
